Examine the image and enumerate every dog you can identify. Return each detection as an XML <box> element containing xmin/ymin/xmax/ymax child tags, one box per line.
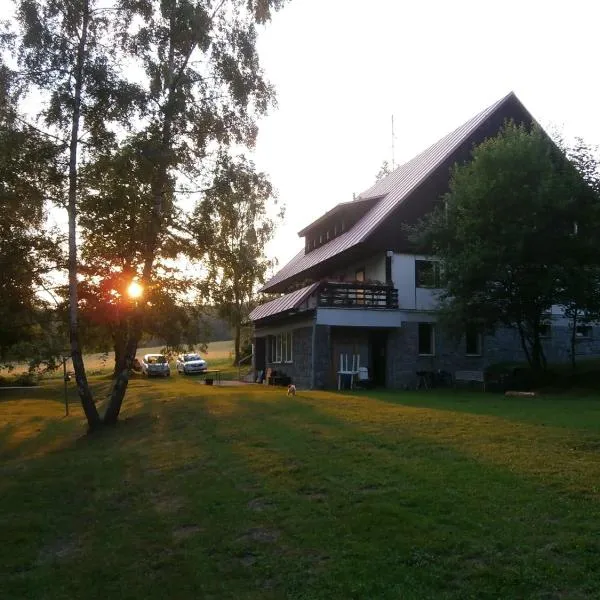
<box><xmin>287</xmin><ymin>383</ymin><xmax>296</xmax><ymax>396</ymax></box>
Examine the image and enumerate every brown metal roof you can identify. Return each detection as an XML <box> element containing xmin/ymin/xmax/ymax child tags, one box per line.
<box><xmin>261</xmin><ymin>92</ymin><xmax>524</xmax><ymax>293</ymax></box>
<box><xmin>249</xmin><ymin>282</ymin><xmax>319</xmax><ymax>322</ymax></box>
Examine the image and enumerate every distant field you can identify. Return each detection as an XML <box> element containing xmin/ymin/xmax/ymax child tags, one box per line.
<box><xmin>83</xmin><ymin>339</ymin><xmax>234</xmax><ymax>372</ymax></box>
<box><xmin>1</xmin><ymin>340</ymin><xmax>235</xmax><ymax>379</ymax></box>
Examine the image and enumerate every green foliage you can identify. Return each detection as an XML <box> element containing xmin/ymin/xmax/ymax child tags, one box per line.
<box><xmin>192</xmin><ymin>154</ymin><xmax>281</xmax><ymax>363</ymax></box>
<box><xmin>0</xmin><ymin>62</ymin><xmax>63</xmax><ymax>362</ymax></box>
<box><xmin>375</xmin><ymin>159</ymin><xmax>391</xmax><ymax>181</ymax></box>
<box><xmin>410</xmin><ymin>122</ymin><xmax>600</xmax><ymax>371</ymax></box>
<box><xmin>5</xmin><ymin>0</ymin><xmax>287</xmax><ymax>426</ymax></box>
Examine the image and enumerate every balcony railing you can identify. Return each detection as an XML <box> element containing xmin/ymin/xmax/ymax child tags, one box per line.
<box><xmin>317</xmin><ymin>282</ymin><xmax>399</xmax><ymax>310</ymax></box>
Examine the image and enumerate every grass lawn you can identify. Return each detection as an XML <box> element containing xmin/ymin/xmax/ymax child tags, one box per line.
<box><xmin>2</xmin><ymin>382</ymin><xmax>600</xmax><ymax>599</ymax></box>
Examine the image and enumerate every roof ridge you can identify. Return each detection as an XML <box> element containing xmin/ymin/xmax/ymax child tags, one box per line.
<box><xmin>260</xmin><ymin>91</ymin><xmax>529</xmax><ymax>293</ymax></box>
<box><xmin>358</xmin><ymin>91</ymin><xmax>516</xmax><ymax>201</ymax></box>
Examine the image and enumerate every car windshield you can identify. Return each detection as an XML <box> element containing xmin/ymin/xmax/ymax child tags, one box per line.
<box><xmin>147</xmin><ymin>355</ymin><xmax>167</xmax><ymax>364</ymax></box>
<box><xmin>183</xmin><ymin>354</ymin><xmax>201</xmax><ymax>362</ymax></box>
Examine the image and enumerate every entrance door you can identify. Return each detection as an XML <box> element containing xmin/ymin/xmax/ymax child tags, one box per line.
<box><xmin>369</xmin><ymin>331</ymin><xmax>387</xmax><ymax>387</ymax></box>
<box><xmin>254</xmin><ymin>337</ymin><xmax>266</xmax><ymax>381</ymax></box>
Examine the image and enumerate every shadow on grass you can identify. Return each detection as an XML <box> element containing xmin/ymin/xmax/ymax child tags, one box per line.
<box><xmin>3</xmin><ymin>386</ymin><xmax>600</xmax><ymax>600</ymax></box>
<box><xmin>356</xmin><ymin>388</ymin><xmax>600</xmax><ymax>432</ymax></box>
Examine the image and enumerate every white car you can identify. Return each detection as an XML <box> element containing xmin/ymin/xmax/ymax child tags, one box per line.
<box><xmin>141</xmin><ymin>354</ymin><xmax>171</xmax><ymax>377</ymax></box>
<box><xmin>176</xmin><ymin>353</ymin><xmax>208</xmax><ymax>375</ymax></box>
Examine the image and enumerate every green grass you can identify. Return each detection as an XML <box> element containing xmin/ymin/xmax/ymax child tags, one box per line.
<box><xmin>2</xmin><ymin>382</ymin><xmax>600</xmax><ymax>599</ymax></box>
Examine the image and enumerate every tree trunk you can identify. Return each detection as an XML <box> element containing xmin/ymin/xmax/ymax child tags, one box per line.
<box><xmin>104</xmin><ymin>19</ymin><xmax>182</xmax><ymax>425</ymax></box>
<box><xmin>104</xmin><ymin>122</ymin><xmax>172</xmax><ymax>424</ymax></box>
<box><xmin>112</xmin><ymin>323</ymin><xmax>127</xmax><ymax>377</ymax></box>
<box><xmin>234</xmin><ymin>323</ymin><xmax>241</xmax><ymax>366</ymax></box>
<box><xmin>516</xmin><ymin>322</ymin><xmax>533</xmax><ymax>368</ymax></box>
<box><xmin>104</xmin><ymin>312</ymin><xmax>142</xmax><ymax>425</ymax></box>
<box><xmin>68</xmin><ymin>0</ymin><xmax>100</xmax><ymax>430</ymax></box>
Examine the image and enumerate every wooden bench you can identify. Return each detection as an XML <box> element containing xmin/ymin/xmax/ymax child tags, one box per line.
<box><xmin>454</xmin><ymin>370</ymin><xmax>486</xmax><ymax>391</ymax></box>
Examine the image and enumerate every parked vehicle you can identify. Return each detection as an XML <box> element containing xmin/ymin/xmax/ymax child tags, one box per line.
<box><xmin>176</xmin><ymin>353</ymin><xmax>208</xmax><ymax>375</ymax></box>
<box><xmin>141</xmin><ymin>354</ymin><xmax>170</xmax><ymax>377</ymax></box>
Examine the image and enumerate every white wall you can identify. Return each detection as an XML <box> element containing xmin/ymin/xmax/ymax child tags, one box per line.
<box><xmin>391</xmin><ymin>253</ymin><xmax>442</xmax><ymax>311</ymax></box>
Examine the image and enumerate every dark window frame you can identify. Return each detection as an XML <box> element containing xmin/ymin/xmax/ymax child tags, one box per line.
<box><xmin>418</xmin><ymin>323</ymin><xmax>435</xmax><ymax>356</ymax></box>
<box><xmin>415</xmin><ymin>260</ymin><xmax>442</xmax><ymax>288</ymax></box>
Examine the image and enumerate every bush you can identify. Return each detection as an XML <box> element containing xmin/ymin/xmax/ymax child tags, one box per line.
<box><xmin>0</xmin><ymin>372</ymin><xmax>39</xmax><ymax>387</ymax></box>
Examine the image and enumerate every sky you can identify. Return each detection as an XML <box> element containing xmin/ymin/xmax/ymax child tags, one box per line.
<box><xmin>254</xmin><ymin>0</ymin><xmax>600</xmax><ymax>270</ymax></box>
<box><xmin>2</xmin><ymin>0</ymin><xmax>599</xmax><ymax>277</ymax></box>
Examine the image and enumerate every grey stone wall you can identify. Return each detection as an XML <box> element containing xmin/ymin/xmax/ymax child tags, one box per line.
<box><xmin>313</xmin><ymin>325</ymin><xmax>331</xmax><ymax>389</ymax></box>
<box><xmin>387</xmin><ymin>322</ymin><xmax>600</xmax><ymax>389</ymax></box>
<box><xmin>264</xmin><ymin>326</ymin><xmax>313</xmax><ymax>389</ymax></box>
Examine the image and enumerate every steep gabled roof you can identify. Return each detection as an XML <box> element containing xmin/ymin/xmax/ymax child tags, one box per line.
<box><xmin>249</xmin><ymin>282</ymin><xmax>319</xmax><ymax>322</ymax></box>
<box><xmin>262</xmin><ymin>92</ymin><xmax>531</xmax><ymax>293</ymax></box>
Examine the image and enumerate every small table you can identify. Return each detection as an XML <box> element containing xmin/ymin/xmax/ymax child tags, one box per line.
<box><xmin>197</xmin><ymin>369</ymin><xmax>222</xmax><ymax>385</ymax></box>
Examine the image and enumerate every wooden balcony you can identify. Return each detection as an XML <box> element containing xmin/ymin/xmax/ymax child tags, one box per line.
<box><xmin>317</xmin><ymin>282</ymin><xmax>399</xmax><ymax>310</ymax></box>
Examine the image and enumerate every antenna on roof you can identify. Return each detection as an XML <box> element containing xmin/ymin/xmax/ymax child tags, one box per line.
<box><xmin>391</xmin><ymin>114</ymin><xmax>396</xmax><ymax>170</ymax></box>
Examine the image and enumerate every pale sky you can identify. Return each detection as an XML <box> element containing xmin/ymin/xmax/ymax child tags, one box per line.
<box><xmin>254</xmin><ymin>0</ymin><xmax>600</xmax><ymax>270</ymax></box>
<box><xmin>3</xmin><ymin>0</ymin><xmax>599</xmax><ymax>277</ymax></box>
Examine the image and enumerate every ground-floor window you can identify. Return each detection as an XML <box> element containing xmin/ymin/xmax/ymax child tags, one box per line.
<box><xmin>269</xmin><ymin>331</ymin><xmax>293</xmax><ymax>363</ymax></box>
<box><xmin>418</xmin><ymin>323</ymin><xmax>435</xmax><ymax>356</ymax></box>
<box><xmin>575</xmin><ymin>324</ymin><xmax>593</xmax><ymax>339</ymax></box>
<box><xmin>465</xmin><ymin>325</ymin><xmax>482</xmax><ymax>356</ymax></box>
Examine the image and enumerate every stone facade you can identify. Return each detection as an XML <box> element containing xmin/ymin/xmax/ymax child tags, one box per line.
<box><xmin>313</xmin><ymin>325</ymin><xmax>331</xmax><ymax>389</ymax></box>
<box><xmin>256</xmin><ymin>316</ymin><xmax>600</xmax><ymax>391</ymax></box>
<box><xmin>263</xmin><ymin>326</ymin><xmax>313</xmax><ymax>389</ymax></box>
<box><xmin>386</xmin><ymin>321</ymin><xmax>600</xmax><ymax>389</ymax></box>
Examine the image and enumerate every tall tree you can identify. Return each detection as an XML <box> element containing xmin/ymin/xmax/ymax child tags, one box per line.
<box><xmin>78</xmin><ymin>135</ymin><xmax>198</xmax><ymax>375</ymax></box>
<box><xmin>13</xmin><ymin>0</ymin><xmax>141</xmax><ymax>429</ymax></box>
<box><xmin>410</xmin><ymin>122</ymin><xmax>588</xmax><ymax>372</ymax></box>
<box><xmin>192</xmin><ymin>154</ymin><xmax>280</xmax><ymax>364</ymax></box>
<box><xmin>556</xmin><ymin>138</ymin><xmax>600</xmax><ymax>368</ymax></box>
<box><xmin>0</xmin><ymin>61</ymin><xmax>63</xmax><ymax>362</ymax></box>
<box><xmin>102</xmin><ymin>0</ymin><xmax>287</xmax><ymax>424</ymax></box>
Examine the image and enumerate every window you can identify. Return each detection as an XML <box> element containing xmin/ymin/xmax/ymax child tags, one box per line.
<box><xmin>465</xmin><ymin>325</ymin><xmax>482</xmax><ymax>356</ymax></box>
<box><xmin>270</xmin><ymin>332</ymin><xmax>293</xmax><ymax>363</ymax></box>
<box><xmin>576</xmin><ymin>325</ymin><xmax>593</xmax><ymax>339</ymax></box>
<box><xmin>415</xmin><ymin>260</ymin><xmax>442</xmax><ymax>288</ymax></box>
<box><xmin>418</xmin><ymin>323</ymin><xmax>435</xmax><ymax>356</ymax></box>
<box><xmin>284</xmin><ymin>331</ymin><xmax>293</xmax><ymax>363</ymax></box>
<box><xmin>539</xmin><ymin>321</ymin><xmax>552</xmax><ymax>338</ymax></box>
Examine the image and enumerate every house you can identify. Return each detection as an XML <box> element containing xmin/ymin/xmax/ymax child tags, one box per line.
<box><xmin>250</xmin><ymin>92</ymin><xmax>600</xmax><ymax>389</ymax></box>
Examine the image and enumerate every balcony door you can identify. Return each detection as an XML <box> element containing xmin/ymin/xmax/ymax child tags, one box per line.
<box><xmin>355</xmin><ymin>268</ymin><xmax>365</xmax><ymax>305</ymax></box>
